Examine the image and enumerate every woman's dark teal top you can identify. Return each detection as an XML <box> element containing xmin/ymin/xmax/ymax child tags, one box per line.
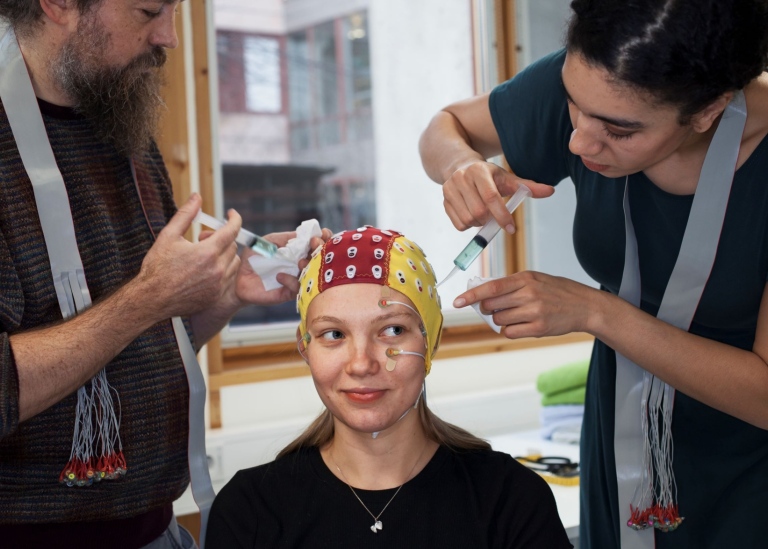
<box><xmin>490</xmin><ymin>49</ymin><xmax>768</xmax><ymax>549</ymax></box>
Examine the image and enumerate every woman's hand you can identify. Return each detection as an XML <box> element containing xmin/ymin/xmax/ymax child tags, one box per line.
<box><xmin>442</xmin><ymin>161</ymin><xmax>554</xmax><ymax>233</ymax></box>
<box><xmin>453</xmin><ymin>271</ymin><xmax>603</xmax><ymax>339</ymax></box>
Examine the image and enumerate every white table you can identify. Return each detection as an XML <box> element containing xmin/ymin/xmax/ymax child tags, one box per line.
<box><xmin>488</xmin><ymin>431</ymin><xmax>580</xmax><ymax>545</ymax></box>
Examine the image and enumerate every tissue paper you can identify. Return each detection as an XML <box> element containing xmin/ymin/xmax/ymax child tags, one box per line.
<box><xmin>467</xmin><ymin>276</ymin><xmax>503</xmax><ymax>333</ymax></box>
<box><xmin>248</xmin><ymin>219</ymin><xmax>322</xmax><ymax>291</ymax></box>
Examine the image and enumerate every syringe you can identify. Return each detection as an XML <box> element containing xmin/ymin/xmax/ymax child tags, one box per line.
<box><xmin>195</xmin><ymin>211</ymin><xmax>278</xmax><ymax>258</ymax></box>
<box><xmin>437</xmin><ymin>184</ymin><xmax>531</xmax><ymax>287</ymax></box>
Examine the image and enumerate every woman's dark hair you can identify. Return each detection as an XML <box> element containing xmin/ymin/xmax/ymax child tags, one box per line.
<box><xmin>567</xmin><ymin>0</ymin><xmax>768</xmax><ymax>122</ymax></box>
<box><xmin>1</xmin><ymin>0</ymin><xmax>103</xmax><ymax>34</ymax></box>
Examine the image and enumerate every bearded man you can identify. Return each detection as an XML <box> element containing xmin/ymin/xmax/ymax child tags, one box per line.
<box><xmin>0</xmin><ymin>2</ymin><xmax>318</xmax><ymax>547</ymax></box>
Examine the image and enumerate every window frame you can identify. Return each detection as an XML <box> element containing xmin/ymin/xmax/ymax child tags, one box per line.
<box><xmin>158</xmin><ymin>0</ymin><xmax>591</xmax><ymax>429</ymax></box>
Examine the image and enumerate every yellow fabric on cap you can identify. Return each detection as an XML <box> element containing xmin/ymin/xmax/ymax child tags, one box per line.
<box><xmin>296</xmin><ymin>227</ymin><xmax>443</xmax><ymax>374</ymax></box>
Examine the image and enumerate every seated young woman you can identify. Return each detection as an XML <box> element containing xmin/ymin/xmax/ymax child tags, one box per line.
<box><xmin>206</xmin><ymin>227</ymin><xmax>572</xmax><ymax>548</ymax></box>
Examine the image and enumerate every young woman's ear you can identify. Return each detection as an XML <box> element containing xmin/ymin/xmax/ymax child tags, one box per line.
<box><xmin>690</xmin><ymin>92</ymin><xmax>735</xmax><ymax>133</ymax></box>
<box><xmin>296</xmin><ymin>327</ymin><xmax>309</xmax><ymax>364</ymax></box>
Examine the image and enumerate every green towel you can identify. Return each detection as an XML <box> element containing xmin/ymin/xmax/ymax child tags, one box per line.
<box><xmin>541</xmin><ymin>386</ymin><xmax>586</xmax><ymax>406</ymax></box>
<box><xmin>536</xmin><ymin>359</ymin><xmax>590</xmax><ymax>396</ymax></box>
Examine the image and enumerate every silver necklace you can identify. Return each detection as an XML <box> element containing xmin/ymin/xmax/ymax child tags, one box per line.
<box><xmin>331</xmin><ymin>442</ymin><xmax>429</xmax><ymax>534</ymax></box>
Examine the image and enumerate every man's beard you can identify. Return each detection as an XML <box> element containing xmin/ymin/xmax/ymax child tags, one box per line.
<box><xmin>51</xmin><ymin>13</ymin><xmax>167</xmax><ymax>156</ymax></box>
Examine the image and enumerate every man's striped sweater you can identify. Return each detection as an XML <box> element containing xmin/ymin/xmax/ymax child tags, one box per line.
<box><xmin>0</xmin><ymin>98</ymin><xmax>191</xmax><ymax>527</ymax></box>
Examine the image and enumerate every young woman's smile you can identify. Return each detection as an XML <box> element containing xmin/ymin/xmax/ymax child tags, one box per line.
<box><xmin>342</xmin><ymin>388</ymin><xmax>387</xmax><ymax>404</ymax></box>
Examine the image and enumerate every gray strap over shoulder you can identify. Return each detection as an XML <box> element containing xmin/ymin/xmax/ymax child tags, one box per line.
<box><xmin>0</xmin><ymin>21</ymin><xmax>91</xmax><ymax>317</ymax></box>
<box><xmin>172</xmin><ymin>317</ymin><xmax>216</xmax><ymax>547</ymax></box>
<box><xmin>613</xmin><ymin>90</ymin><xmax>746</xmax><ymax>549</ymax></box>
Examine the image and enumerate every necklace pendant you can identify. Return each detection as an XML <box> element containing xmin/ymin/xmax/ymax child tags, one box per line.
<box><xmin>370</xmin><ymin>520</ymin><xmax>383</xmax><ymax>533</ymax></box>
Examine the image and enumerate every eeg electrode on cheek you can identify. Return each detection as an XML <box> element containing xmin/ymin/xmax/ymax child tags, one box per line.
<box><xmin>378</xmin><ymin>288</ymin><xmax>428</xmax><ymax>372</ymax></box>
<box><xmin>385</xmin><ymin>348</ymin><xmax>426</xmax><ymax>372</ymax></box>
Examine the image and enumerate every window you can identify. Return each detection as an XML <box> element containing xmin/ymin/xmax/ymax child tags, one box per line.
<box><xmin>216</xmin><ymin>31</ymin><xmax>242</xmax><ymax>113</ymax></box>
<box><xmin>312</xmin><ymin>21</ymin><xmax>341</xmax><ymax>147</ymax></box>
<box><xmin>287</xmin><ymin>31</ymin><xmax>311</xmax><ymax>151</ymax></box>
<box><xmin>244</xmin><ymin>36</ymin><xmax>283</xmax><ymax>113</ymax></box>
<box><xmin>216</xmin><ymin>32</ymin><xmax>284</xmax><ymax>115</ymax></box>
<box><xmin>156</xmin><ymin>0</ymin><xmax>593</xmax><ymax>430</ymax></box>
<box><xmin>211</xmin><ymin>0</ymin><xmax>513</xmax><ymax>347</ymax></box>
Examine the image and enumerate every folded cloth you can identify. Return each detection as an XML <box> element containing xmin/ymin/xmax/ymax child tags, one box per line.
<box><xmin>540</xmin><ymin>404</ymin><xmax>584</xmax><ymax>422</ymax></box>
<box><xmin>248</xmin><ymin>219</ymin><xmax>322</xmax><ymax>291</ymax></box>
<box><xmin>536</xmin><ymin>359</ymin><xmax>590</xmax><ymax>397</ymax></box>
<box><xmin>542</xmin><ymin>386</ymin><xmax>586</xmax><ymax>406</ymax></box>
<box><xmin>540</xmin><ymin>404</ymin><xmax>584</xmax><ymax>442</ymax></box>
<box><xmin>467</xmin><ymin>276</ymin><xmax>502</xmax><ymax>333</ymax></box>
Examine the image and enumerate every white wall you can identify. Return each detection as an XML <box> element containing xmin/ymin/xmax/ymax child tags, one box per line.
<box><xmin>516</xmin><ymin>0</ymin><xmax>597</xmax><ymax>288</ymax></box>
<box><xmin>526</xmin><ymin>180</ymin><xmax>598</xmax><ymax>287</ymax></box>
<box><xmin>370</xmin><ymin>0</ymin><xmax>487</xmax><ymax>308</ymax></box>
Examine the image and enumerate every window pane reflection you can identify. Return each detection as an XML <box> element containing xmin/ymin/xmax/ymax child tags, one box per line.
<box><xmin>214</xmin><ymin>2</ymin><xmax>375</xmax><ymax>326</ymax></box>
<box><xmin>213</xmin><ymin>1</ymin><xmax>482</xmax><ymax>333</ymax></box>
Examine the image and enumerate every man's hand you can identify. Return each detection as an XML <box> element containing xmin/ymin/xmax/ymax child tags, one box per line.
<box><xmin>234</xmin><ymin>231</ymin><xmax>299</xmax><ymax>306</ymax></box>
<box><xmin>136</xmin><ymin>194</ymin><xmax>241</xmax><ymax>322</ymax></box>
<box><xmin>231</xmin><ymin>227</ymin><xmax>333</xmax><ymax>306</ymax></box>
<box><xmin>190</xmin><ymin>223</ymin><xmax>332</xmax><ymax>346</ymax></box>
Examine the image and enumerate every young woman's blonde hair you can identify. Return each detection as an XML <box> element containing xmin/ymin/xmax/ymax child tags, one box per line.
<box><xmin>277</xmin><ymin>397</ymin><xmax>490</xmax><ymax>459</ymax></box>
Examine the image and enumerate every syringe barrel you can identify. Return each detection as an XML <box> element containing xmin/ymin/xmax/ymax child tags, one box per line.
<box><xmin>476</xmin><ymin>218</ymin><xmax>502</xmax><ymax>242</ymax></box>
<box><xmin>195</xmin><ymin>210</ymin><xmax>278</xmax><ymax>257</ymax></box>
<box><xmin>240</xmin><ymin>230</ymin><xmax>278</xmax><ymax>257</ymax></box>
<box><xmin>475</xmin><ymin>183</ymin><xmax>531</xmax><ymax>242</ymax></box>
<box><xmin>454</xmin><ymin>235</ymin><xmax>488</xmax><ymax>270</ymax></box>
<box><xmin>451</xmin><ymin>184</ymin><xmax>531</xmax><ymax>271</ymax></box>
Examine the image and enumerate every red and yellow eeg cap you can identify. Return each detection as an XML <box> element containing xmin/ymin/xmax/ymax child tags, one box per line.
<box><xmin>297</xmin><ymin>226</ymin><xmax>443</xmax><ymax>374</ymax></box>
